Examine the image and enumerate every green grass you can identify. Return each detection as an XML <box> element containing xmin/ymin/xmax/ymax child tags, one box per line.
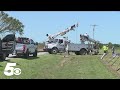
<box><xmin>0</xmin><ymin>54</ymin><xmax>120</xmax><ymax>79</ymax></box>
<box><xmin>100</xmin><ymin>48</ymin><xmax>120</xmax><ymax>74</ymax></box>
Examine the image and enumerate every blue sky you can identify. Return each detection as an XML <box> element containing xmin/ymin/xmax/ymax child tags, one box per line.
<box><xmin>5</xmin><ymin>11</ymin><xmax>120</xmax><ymax>44</ymax></box>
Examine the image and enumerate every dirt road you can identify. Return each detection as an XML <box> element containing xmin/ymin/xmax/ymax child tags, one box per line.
<box><xmin>37</xmin><ymin>52</ymin><xmax>48</xmax><ymax>55</ymax></box>
<box><xmin>8</xmin><ymin>52</ymin><xmax>48</xmax><ymax>58</ymax></box>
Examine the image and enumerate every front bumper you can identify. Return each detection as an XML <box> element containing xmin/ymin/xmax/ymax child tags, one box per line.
<box><xmin>13</xmin><ymin>50</ymin><xmax>25</xmax><ymax>55</ymax></box>
<box><xmin>43</xmin><ymin>48</ymin><xmax>51</xmax><ymax>52</ymax></box>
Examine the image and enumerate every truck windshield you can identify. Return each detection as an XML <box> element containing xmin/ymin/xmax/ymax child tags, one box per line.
<box><xmin>47</xmin><ymin>39</ymin><xmax>58</xmax><ymax>43</ymax></box>
<box><xmin>16</xmin><ymin>37</ymin><xmax>30</xmax><ymax>44</ymax></box>
<box><xmin>54</xmin><ymin>39</ymin><xmax>58</xmax><ymax>43</ymax></box>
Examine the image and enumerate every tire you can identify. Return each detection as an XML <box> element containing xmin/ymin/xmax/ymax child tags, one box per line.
<box><xmin>16</xmin><ymin>54</ymin><xmax>21</xmax><ymax>57</ymax></box>
<box><xmin>75</xmin><ymin>51</ymin><xmax>80</xmax><ymax>55</ymax></box>
<box><xmin>6</xmin><ymin>54</ymin><xmax>9</xmax><ymax>57</ymax></box>
<box><xmin>48</xmin><ymin>51</ymin><xmax>52</xmax><ymax>54</ymax></box>
<box><xmin>51</xmin><ymin>48</ymin><xmax>58</xmax><ymax>54</ymax></box>
<box><xmin>0</xmin><ymin>53</ymin><xmax>6</xmax><ymax>60</ymax></box>
<box><xmin>24</xmin><ymin>49</ymin><xmax>29</xmax><ymax>58</ymax></box>
<box><xmin>33</xmin><ymin>50</ymin><xmax>37</xmax><ymax>57</ymax></box>
<box><xmin>79</xmin><ymin>49</ymin><xmax>87</xmax><ymax>55</ymax></box>
<box><xmin>92</xmin><ymin>49</ymin><xmax>99</xmax><ymax>55</ymax></box>
<box><xmin>94</xmin><ymin>51</ymin><xmax>99</xmax><ymax>55</ymax></box>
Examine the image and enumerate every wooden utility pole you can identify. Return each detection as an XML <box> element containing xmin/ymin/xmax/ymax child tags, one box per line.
<box><xmin>91</xmin><ymin>25</ymin><xmax>98</xmax><ymax>39</ymax></box>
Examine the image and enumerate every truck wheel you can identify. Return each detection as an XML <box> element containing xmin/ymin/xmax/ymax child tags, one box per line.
<box><xmin>75</xmin><ymin>51</ymin><xmax>80</xmax><ymax>55</ymax></box>
<box><xmin>6</xmin><ymin>54</ymin><xmax>9</xmax><ymax>57</ymax></box>
<box><xmin>51</xmin><ymin>48</ymin><xmax>58</xmax><ymax>54</ymax></box>
<box><xmin>16</xmin><ymin>54</ymin><xmax>21</xmax><ymax>57</ymax></box>
<box><xmin>24</xmin><ymin>49</ymin><xmax>29</xmax><ymax>58</ymax></box>
<box><xmin>94</xmin><ymin>51</ymin><xmax>98</xmax><ymax>55</ymax></box>
<box><xmin>33</xmin><ymin>50</ymin><xmax>37</xmax><ymax>57</ymax></box>
<box><xmin>48</xmin><ymin>51</ymin><xmax>52</xmax><ymax>54</ymax></box>
<box><xmin>1</xmin><ymin>54</ymin><xmax>6</xmax><ymax>60</ymax></box>
<box><xmin>80</xmin><ymin>49</ymin><xmax>87</xmax><ymax>55</ymax></box>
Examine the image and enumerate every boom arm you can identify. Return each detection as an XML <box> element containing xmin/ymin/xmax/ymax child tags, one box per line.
<box><xmin>46</xmin><ymin>23</ymin><xmax>79</xmax><ymax>41</ymax></box>
<box><xmin>80</xmin><ymin>34</ymin><xmax>99</xmax><ymax>43</ymax></box>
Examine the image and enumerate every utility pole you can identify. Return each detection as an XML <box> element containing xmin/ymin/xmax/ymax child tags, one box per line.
<box><xmin>91</xmin><ymin>25</ymin><xmax>98</xmax><ymax>39</ymax></box>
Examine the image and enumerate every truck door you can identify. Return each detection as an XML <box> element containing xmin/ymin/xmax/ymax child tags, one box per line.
<box><xmin>29</xmin><ymin>39</ymin><xmax>35</xmax><ymax>53</ymax></box>
<box><xmin>1</xmin><ymin>34</ymin><xmax>15</xmax><ymax>54</ymax></box>
<box><xmin>58</xmin><ymin>39</ymin><xmax>65</xmax><ymax>51</ymax></box>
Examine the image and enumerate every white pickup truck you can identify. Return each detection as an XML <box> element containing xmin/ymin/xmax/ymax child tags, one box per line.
<box><xmin>13</xmin><ymin>37</ymin><xmax>38</xmax><ymax>58</ymax></box>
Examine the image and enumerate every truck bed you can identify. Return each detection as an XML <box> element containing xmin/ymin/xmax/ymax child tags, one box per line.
<box><xmin>66</xmin><ymin>43</ymin><xmax>89</xmax><ymax>52</ymax></box>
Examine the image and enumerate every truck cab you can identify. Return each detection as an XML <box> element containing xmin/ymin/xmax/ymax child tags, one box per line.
<box><xmin>0</xmin><ymin>34</ymin><xmax>15</xmax><ymax>60</ymax></box>
<box><xmin>44</xmin><ymin>37</ymin><xmax>69</xmax><ymax>54</ymax></box>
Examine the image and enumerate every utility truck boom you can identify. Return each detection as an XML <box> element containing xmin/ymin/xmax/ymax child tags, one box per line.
<box><xmin>44</xmin><ymin>23</ymin><xmax>78</xmax><ymax>54</ymax></box>
<box><xmin>46</xmin><ymin>23</ymin><xmax>78</xmax><ymax>41</ymax></box>
<box><xmin>66</xmin><ymin>34</ymin><xmax>99</xmax><ymax>55</ymax></box>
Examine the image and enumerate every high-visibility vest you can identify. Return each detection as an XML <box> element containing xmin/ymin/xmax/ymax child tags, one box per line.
<box><xmin>106</xmin><ymin>46</ymin><xmax>108</xmax><ymax>50</ymax></box>
<box><xmin>103</xmin><ymin>45</ymin><xmax>108</xmax><ymax>51</ymax></box>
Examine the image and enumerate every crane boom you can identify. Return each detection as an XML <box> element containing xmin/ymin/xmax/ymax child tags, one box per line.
<box><xmin>46</xmin><ymin>23</ymin><xmax>79</xmax><ymax>41</ymax></box>
<box><xmin>80</xmin><ymin>34</ymin><xmax>99</xmax><ymax>43</ymax></box>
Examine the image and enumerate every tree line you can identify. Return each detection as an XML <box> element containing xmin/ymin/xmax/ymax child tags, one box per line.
<box><xmin>99</xmin><ymin>42</ymin><xmax>120</xmax><ymax>49</ymax></box>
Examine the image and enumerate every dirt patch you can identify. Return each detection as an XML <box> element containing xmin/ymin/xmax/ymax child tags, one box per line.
<box><xmin>60</xmin><ymin>56</ymin><xmax>69</xmax><ymax>67</ymax></box>
<box><xmin>59</xmin><ymin>55</ymin><xmax>76</xmax><ymax>67</ymax></box>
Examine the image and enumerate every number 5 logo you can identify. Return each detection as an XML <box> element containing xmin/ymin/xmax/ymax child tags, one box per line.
<box><xmin>4</xmin><ymin>63</ymin><xmax>21</xmax><ymax>76</ymax></box>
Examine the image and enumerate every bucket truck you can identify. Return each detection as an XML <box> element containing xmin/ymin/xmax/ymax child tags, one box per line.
<box><xmin>44</xmin><ymin>23</ymin><xmax>79</xmax><ymax>54</ymax></box>
<box><xmin>66</xmin><ymin>34</ymin><xmax>100</xmax><ymax>55</ymax></box>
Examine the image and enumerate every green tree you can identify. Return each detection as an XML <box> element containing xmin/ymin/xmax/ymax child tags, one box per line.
<box><xmin>99</xmin><ymin>43</ymin><xmax>103</xmax><ymax>49</ymax></box>
<box><xmin>108</xmin><ymin>42</ymin><xmax>112</xmax><ymax>48</ymax></box>
<box><xmin>0</xmin><ymin>11</ymin><xmax>24</xmax><ymax>35</ymax></box>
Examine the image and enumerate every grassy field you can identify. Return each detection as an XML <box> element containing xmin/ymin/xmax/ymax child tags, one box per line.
<box><xmin>0</xmin><ymin>52</ymin><xmax>120</xmax><ymax>79</ymax></box>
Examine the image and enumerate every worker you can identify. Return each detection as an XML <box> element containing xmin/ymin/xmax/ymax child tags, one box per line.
<box><xmin>65</xmin><ymin>44</ymin><xmax>70</xmax><ymax>55</ymax></box>
<box><xmin>93</xmin><ymin>42</ymin><xmax>97</xmax><ymax>49</ymax></box>
<box><xmin>46</xmin><ymin>34</ymin><xmax>53</xmax><ymax>40</ymax></box>
<box><xmin>112</xmin><ymin>46</ymin><xmax>115</xmax><ymax>57</ymax></box>
<box><xmin>84</xmin><ymin>32</ymin><xmax>89</xmax><ymax>40</ymax></box>
<box><xmin>108</xmin><ymin>46</ymin><xmax>117</xmax><ymax>62</ymax></box>
<box><xmin>80</xmin><ymin>34</ymin><xmax>83</xmax><ymax>41</ymax></box>
<box><xmin>84</xmin><ymin>32</ymin><xmax>88</xmax><ymax>37</ymax></box>
<box><xmin>100</xmin><ymin>45</ymin><xmax>109</xmax><ymax>60</ymax></box>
